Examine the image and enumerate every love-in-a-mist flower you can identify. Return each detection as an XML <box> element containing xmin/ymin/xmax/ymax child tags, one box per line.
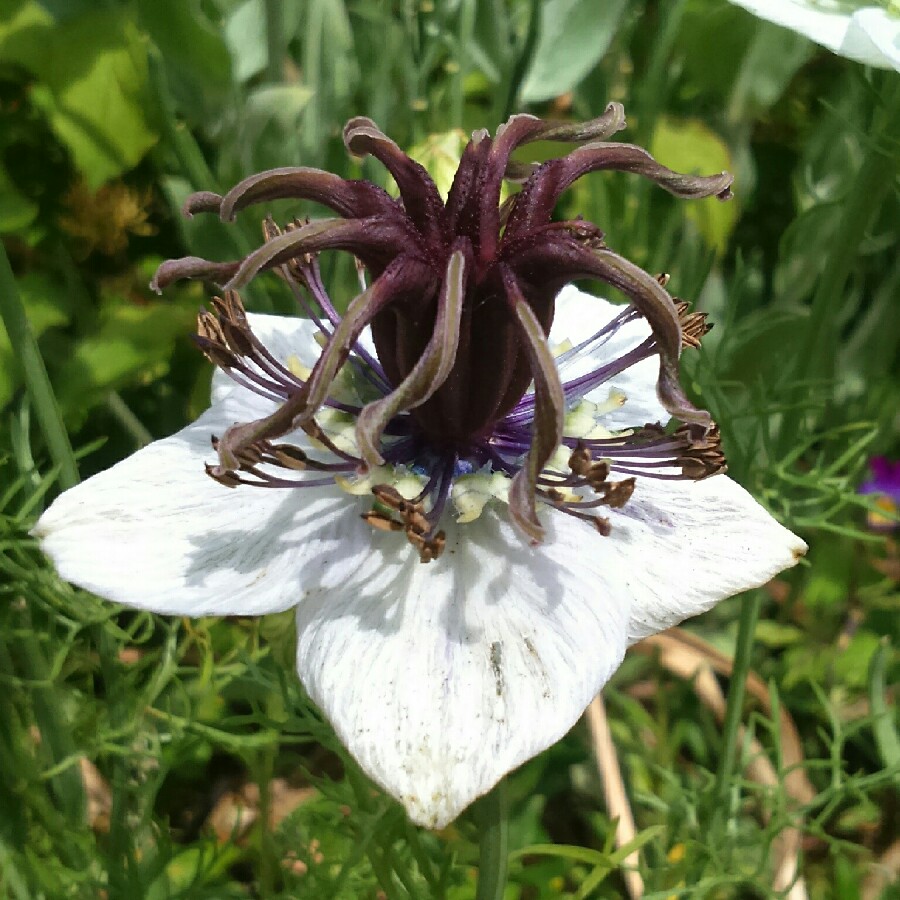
<box><xmin>726</xmin><ymin>0</ymin><xmax>900</xmax><ymax>71</ymax></box>
<box><xmin>35</xmin><ymin>105</ymin><xmax>806</xmax><ymax>828</ymax></box>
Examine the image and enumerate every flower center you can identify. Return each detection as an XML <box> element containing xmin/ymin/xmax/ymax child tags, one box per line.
<box><xmin>152</xmin><ymin>106</ymin><xmax>735</xmax><ymax>561</ymax></box>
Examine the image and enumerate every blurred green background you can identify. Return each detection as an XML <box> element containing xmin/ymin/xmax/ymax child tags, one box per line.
<box><xmin>0</xmin><ymin>0</ymin><xmax>897</xmax><ymax>897</ymax></box>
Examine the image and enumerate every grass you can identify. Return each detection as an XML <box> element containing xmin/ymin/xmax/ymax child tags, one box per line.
<box><xmin>0</xmin><ymin>0</ymin><xmax>897</xmax><ymax>896</ymax></box>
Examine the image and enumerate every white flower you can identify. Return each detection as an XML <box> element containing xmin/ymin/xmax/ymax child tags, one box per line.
<box><xmin>726</xmin><ymin>0</ymin><xmax>900</xmax><ymax>71</ymax></box>
<box><xmin>34</xmin><ymin>286</ymin><xmax>806</xmax><ymax>829</ymax></box>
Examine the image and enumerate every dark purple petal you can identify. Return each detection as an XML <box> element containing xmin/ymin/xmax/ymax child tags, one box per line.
<box><xmin>343</xmin><ymin>118</ymin><xmax>446</xmax><ymax>246</ymax></box>
<box><xmin>224</xmin><ymin>217</ymin><xmax>419</xmax><ymax>289</ymax></box>
<box><xmin>508</xmin><ymin>235</ymin><xmax>711</xmax><ymax>433</ymax></box>
<box><xmin>213</xmin><ymin>167</ymin><xmax>400</xmax><ymax>221</ymax></box>
<box><xmin>505</xmin><ymin>143</ymin><xmax>734</xmax><ymax>239</ymax></box>
<box><xmin>356</xmin><ymin>249</ymin><xmax>466</xmax><ymax>468</ymax></box>
<box><xmin>501</xmin><ymin>266</ymin><xmax>565</xmax><ymax>545</ymax></box>
<box><xmin>151</xmin><ymin>257</ymin><xmax>241</xmax><ymax>292</ymax></box>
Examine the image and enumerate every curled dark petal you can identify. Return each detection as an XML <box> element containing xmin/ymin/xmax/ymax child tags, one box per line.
<box><xmin>501</xmin><ymin>266</ymin><xmax>565</xmax><ymax>545</ymax></box>
<box><xmin>356</xmin><ymin>248</ymin><xmax>467</xmax><ymax>468</ymax></box>
<box><xmin>445</xmin><ymin>132</ymin><xmax>493</xmax><ymax>239</ymax></box>
<box><xmin>343</xmin><ymin>117</ymin><xmax>446</xmax><ymax>245</ymax></box>
<box><xmin>217</xmin><ymin>167</ymin><xmax>399</xmax><ymax>222</ymax></box>
<box><xmin>223</xmin><ymin>217</ymin><xmax>419</xmax><ymax>290</ymax></box>
<box><xmin>520</xmin><ymin>103</ymin><xmax>627</xmax><ymax>144</ymax></box>
<box><xmin>479</xmin><ymin>105</ymin><xmax>628</xmax><ymax>257</ymax></box>
<box><xmin>300</xmin><ymin>255</ymin><xmax>432</xmax><ymax>421</ymax></box>
<box><xmin>151</xmin><ymin>257</ymin><xmax>241</xmax><ymax>293</ymax></box>
<box><xmin>506</xmin><ymin>234</ymin><xmax>711</xmax><ymax>433</ymax></box>
<box><xmin>182</xmin><ymin>191</ymin><xmax>224</xmax><ymax>218</ymax></box>
<box><xmin>506</xmin><ymin>143</ymin><xmax>734</xmax><ymax>240</ymax></box>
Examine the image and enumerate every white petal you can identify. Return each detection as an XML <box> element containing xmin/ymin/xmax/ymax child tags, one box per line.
<box><xmin>293</xmin><ymin>508</ymin><xmax>631</xmax><ymax>828</ymax></box>
<box><xmin>845</xmin><ymin>9</ymin><xmax>900</xmax><ymax>72</ymax></box>
<box><xmin>33</xmin><ymin>390</ymin><xmax>361</xmax><ymax>617</ymax></box>
<box><xmin>727</xmin><ymin>1</ymin><xmax>899</xmax><ymax>70</ymax></box>
<box><xmin>551</xmin><ymin>284</ymin><xmax>668</xmax><ymax>428</ymax></box>
<box><xmin>603</xmin><ymin>473</ymin><xmax>807</xmax><ymax>644</ymax></box>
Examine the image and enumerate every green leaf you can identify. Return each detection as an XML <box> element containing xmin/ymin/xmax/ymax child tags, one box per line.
<box><xmin>137</xmin><ymin>0</ymin><xmax>232</xmax><ymax>93</ymax></box>
<box><xmin>650</xmin><ymin>117</ymin><xmax>737</xmax><ymax>253</ymax></box>
<box><xmin>54</xmin><ymin>295</ymin><xmax>193</xmax><ymax>422</ymax></box>
<box><xmin>520</xmin><ymin>0</ymin><xmax>628</xmax><ymax>103</ymax></box>
<box><xmin>0</xmin><ymin>163</ymin><xmax>38</xmax><ymax>233</ymax></box>
<box><xmin>833</xmin><ymin>631</ymin><xmax>882</xmax><ymax>691</ymax></box>
<box><xmin>0</xmin><ymin>2</ymin><xmax>157</xmax><ymax>186</ymax></box>
<box><xmin>754</xmin><ymin>621</ymin><xmax>805</xmax><ymax>648</ymax></box>
<box><xmin>225</xmin><ymin>0</ymin><xmax>268</xmax><ymax>83</ymax></box>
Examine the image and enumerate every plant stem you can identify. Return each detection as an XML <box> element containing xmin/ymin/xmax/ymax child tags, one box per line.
<box><xmin>0</xmin><ymin>242</ymin><xmax>79</xmax><ymax>490</ymax></box>
<box><xmin>264</xmin><ymin>0</ymin><xmax>285</xmax><ymax>83</ymax></box>
<box><xmin>475</xmin><ymin>778</ymin><xmax>509</xmax><ymax>900</ymax></box>
<box><xmin>713</xmin><ymin>590</ymin><xmax>761</xmax><ymax>810</ymax></box>
<box><xmin>106</xmin><ymin>391</ymin><xmax>153</xmax><ymax>449</ymax></box>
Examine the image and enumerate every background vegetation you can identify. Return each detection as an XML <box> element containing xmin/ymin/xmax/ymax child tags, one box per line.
<box><xmin>0</xmin><ymin>0</ymin><xmax>897</xmax><ymax>896</ymax></box>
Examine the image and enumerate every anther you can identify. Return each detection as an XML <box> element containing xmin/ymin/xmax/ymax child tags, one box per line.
<box><xmin>675</xmin><ymin>300</ymin><xmax>713</xmax><ymax>350</ymax></box>
<box><xmin>204</xmin><ymin>462</ymin><xmax>241</xmax><ymax>488</ymax></box>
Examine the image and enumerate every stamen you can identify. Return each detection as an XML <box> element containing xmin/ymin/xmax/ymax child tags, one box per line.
<box><xmin>675</xmin><ymin>300</ymin><xmax>713</xmax><ymax>350</ymax></box>
<box><xmin>364</xmin><ymin>480</ymin><xmax>448</xmax><ymax>563</ymax></box>
<box><xmin>501</xmin><ymin>266</ymin><xmax>565</xmax><ymax>545</ymax></box>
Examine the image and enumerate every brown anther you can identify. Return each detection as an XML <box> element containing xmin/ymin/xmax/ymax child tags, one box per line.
<box><xmin>235</xmin><ymin>444</ymin><xmax>264</xmax><ymax>468</ymax></box>
<box><xmin>586</xmin><ymin>459</ymin><xmax>610</xmax><ymax>488</ymax></box>
<box><xmin>675</xmin><ymin>423</ymin><xmax>727</xmax><ymax>479</ymax></box>
<box><xmin>362</xmin><ymin>510</ymin><xmax>404</xmax><ymax>532</ymax></box>
<box><xmin>675</xmin><ymin>300</ymin><xmax>713</xmax><ymax>350</ymax></box>
<box><xmin>204</xmin><ymin>462</ymin><xmax>240</xmax><ymax>488</ymax></box>
<box><xmin>271</xmin><ymin>444</ymin><xmax>309</xmax><ymax>470</ymax></box>
<box><xmin>602</xmin><ymin>477</ymin><xmax>635</xmax><ymax>508</ymax></box>
<box><xmin>547</xmin><ymin>488</ymin><xmax>567</xmax><ymax>502</ymax></box>
<box><xmin>218</xmin><ymin>317</ymin><xmax>255</xmax><ymax>358</ymax></box>
<box><xmin>656</xmin><ymin>273</ymin><xmax>671</xmax><ymax>287</ymax></box>
<box><xmin>568</xmin><ymin>443</ymin><xmax>593</xmax><ymax>477</ymax></box>
<box><xmin>213</xmin><ymin>290</ymin><xmax>250</xmax><ymax>329</ymax></box>
<box><xmin>262</xmin><ymin>215</ymin><xmax>282</xmax><ymax>242</ymax></box>
<box><xmin>593</xmin><ymin>516</ymin><xmax>611</xmax><ymax>536</ymax></box>
<box><xmin>408</xmin><ymin>529</ymin><xmax>446</xmax><ymax>563</ymax></box>
<box><xmin>371</xmin><ymin>483</ymin><xmax>408</xmax><ymax>510</ymax></box>
<box><xmin>195</xmin><ymin>312</ymin><xmax>238</xmax><ymax>368</ymax></box>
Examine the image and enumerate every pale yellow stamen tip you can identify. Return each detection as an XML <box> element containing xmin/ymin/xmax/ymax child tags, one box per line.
<box><xmin>452</xmin><ymin>472</ymin><xmax>509</xmax><ymax>523</ymax></box>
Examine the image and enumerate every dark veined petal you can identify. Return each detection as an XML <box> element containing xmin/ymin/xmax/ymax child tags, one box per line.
<box><xmin>476</xmin><ymin>104</ymin><xmax>628</xmax><ymax>261</ymax></box>
<box><xmin>505</xmin><ymin>143</ymin><xmax>733</xmax><ymax>239</ymax></box>
<box><xmin>151</xmin><ymin>257</ymin><xmax>241</xmax><ymax>292</ymax></box>
<box><xmin>182</xmin><ymin>169</ymin><xmax>399</xmax><ymax>222</ymax></box>
<box><xmin>234</xmin><ymin>218</ymin><xmax>419</xmax><ymax>290</ymax></box>
<box><xmin>343</xmin><ymin>117</ymin><xmax>447</xmax><ymax>246</ymax></box>
<box><xmin>514</xmin><ymin>236</ymin><xmax>712</xmax><ymax>434</ymax></box>
<box><xmin>209</xmin><ymin>256</ymin><xmax>432</xmax><ymax>474</ymax></box>
<box><xmin>356</xmin><ymin>248</ymin><xmax>467</xmax><ymax>468</ymax></box>
<box><xmin>501</xmin><ymin>266</ymin><xmax>565</xmax><ymax>545</ymax></box>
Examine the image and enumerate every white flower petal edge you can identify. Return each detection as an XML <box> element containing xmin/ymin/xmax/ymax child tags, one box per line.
<box><xmin>32</xmin><ymin>387</ymin><xmax>351</xmax><ymax>617</ymax></box>
<box><xmin>606</xmin><ymin>474</ymin><xmax>808</xmax><ymax>644</ymax></box>
<box><xmin>727</xmin><ymin>1</ymin><xmax>900</xmax><ymax>71</ymax></box>
<box><xmin>293</xmin><ymin>507</ymin><xmax>632</xmax><ymax>828</ymax></box>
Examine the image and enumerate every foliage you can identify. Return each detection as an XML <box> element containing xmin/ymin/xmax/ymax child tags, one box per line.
<box><xmin>0</xmin><ymin>0</ymin><xmax>897</xmax><ymax>896</ymax></box>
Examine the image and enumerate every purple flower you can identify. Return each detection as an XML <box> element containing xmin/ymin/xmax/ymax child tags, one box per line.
<box><xmin>860</xmin><ymin>456</ymin><xmax>900</xmax><ymax>531</ymax></box>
